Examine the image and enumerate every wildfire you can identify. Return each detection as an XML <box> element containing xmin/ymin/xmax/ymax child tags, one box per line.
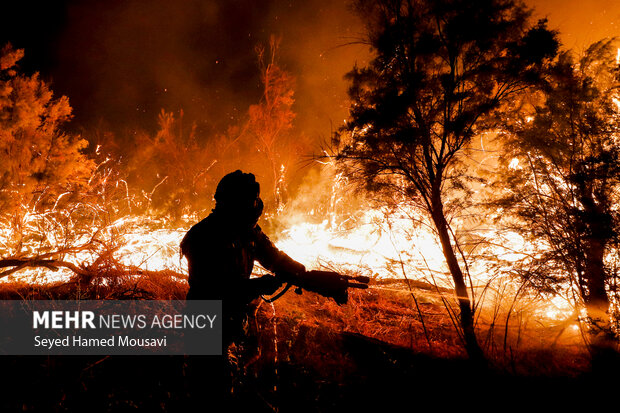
<box><xmin>113</xmin><ymin>217</ymin><xmax>188</xmax><ymax>274</ymax></box>
<box><xmin>0</xmin><ymin>166</ymin><xmax>577</xmax><ymax>329</ymax></box>
<box><xmin>276</xmin><ymin>208</ymin><xmax>445</xmax><ymax>277</ymax></box>
<box><xmin>270</xmin><ymin>169</ymin><xmax>577</xmax><ymax>326</ymax></box>
<box><xmin>0</xmin><ymin>214</ymin><xmax>188</xmax><ymax>285</ymax></box>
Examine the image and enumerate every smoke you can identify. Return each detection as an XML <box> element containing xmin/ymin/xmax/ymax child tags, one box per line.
<box><xmin>527</xmin><ymin>0</ymin><xmax>620</xmax><ymax>50</ymax></box>
<box><xmin>9</xmin><ymin>0</ymin><xmax>617</xmax><ymax>146</ymax></box>
<box><xmin>41</xmin><ymin>0</ymin><xmax>368</xmax><ymax>148</ymax></box>
<box><xmin>53</xmin><ymin>0</ymin><xmax>264</xmax><ymax>137</ymax></box>
<box><xmin>4</xmin><ymin>0</ymin><xmax>616</xmax><ymax>193</ymax></box>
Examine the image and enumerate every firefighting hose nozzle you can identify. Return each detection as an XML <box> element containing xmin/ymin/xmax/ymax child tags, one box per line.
<box><xmin>260</xmin><ymin>270</ymin><xmax>370</xmax><ymax>305</ymax></box>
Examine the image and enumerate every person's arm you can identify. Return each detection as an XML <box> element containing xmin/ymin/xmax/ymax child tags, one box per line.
<box><xmin>254</xmin><ymin>228</ymin><xmax>306</xmax><ymax>277</ymax></box>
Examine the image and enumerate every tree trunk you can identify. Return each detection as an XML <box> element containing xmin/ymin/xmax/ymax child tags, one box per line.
<box><xmin>583</xmin><ymin>229</ymin><xmax>617</xmax><ymax>371</ymax></box>
<box><xmin>430</xmin><ymin>197</ymin><xmax>485</xmax><ymax>364</ymax></box>
<box><xmin>576</xmin><ymin>185</ymin><xmax>618</xmax><ymax>371</ymax></box>
<box><xmin>584</xmin><ymin>236</ymin><xmax>609</xmax><ymax>326</ymax></box>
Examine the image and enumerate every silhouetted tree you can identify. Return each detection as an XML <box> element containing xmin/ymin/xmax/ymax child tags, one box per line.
<box><xmin>334</xmin><ymin>0</ymin><xmax>558</xmax><ymax>361</ymax></box>
<box><xmin>0</xmin><ymin>44</ymin><xmax>93</xmax><ymax>211</ymax></box>
<box><xmin>0</xmin><ymin>44</ymin><xmax>94</xmax><ymax>255</ymax></box>
<box><xmin>494</xmin><ymin>39</ymin><xmax>620</xmax><ymax>363</ymax></box>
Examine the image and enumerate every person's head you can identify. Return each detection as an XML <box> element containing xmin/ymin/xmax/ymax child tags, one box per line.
<box><xmin>214</xmin><ymin>170</ymin><xmax>263</xmax><ymax>227</ymax></box>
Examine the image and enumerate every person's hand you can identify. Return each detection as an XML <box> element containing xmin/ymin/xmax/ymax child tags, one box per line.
<box><xmin>259</xmin><ymin>275</ymin><xmax>283</xmax><ymax>295</ymax></box>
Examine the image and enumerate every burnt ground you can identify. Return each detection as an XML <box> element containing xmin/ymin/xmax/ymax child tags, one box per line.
<box><xmin>0</xmin><ymin>281</ymin><xmax>618</xmax><ymax>412</ymax></box>
<box><xmin>1</xmin><ymin>322</ymin><xmax>617</xmax><ymax>412</ymax></box>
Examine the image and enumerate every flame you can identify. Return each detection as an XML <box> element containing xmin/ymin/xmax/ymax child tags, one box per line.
<box><xmin>276</xmin><ymin>206</ymin><xmax>575</xmax><ymax>324</ymax></box>
<box><xmin>0</xmin><ymin>214</ymin><xmax>188</xmax><ymax>285</ymax></box>
<box><xmin>113</xmin><ymin>217</ymin><xmax>188</xmax><ymax>274</ymax></box>
<box><xmin>271</xmin><ymin>166</ymin><xmax>576</xmax><ymax>325</ymax></box>
<box><xmin>275</xmin><ymin>207</ymin><xmax>447</xmax><ymax>280</ymax></box>
<box><xmin>0</xmin><ymin>166</ymin><xmax>576</xmax><ymax>327</ymax></box>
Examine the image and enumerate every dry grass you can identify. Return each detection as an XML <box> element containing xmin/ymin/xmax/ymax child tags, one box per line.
<box><xmin>0</xmin><ymin>270</ymin><xmax>593</xmax><ymax>379</ymax></box>
<box><xmin>249</xmin><ymin>277</ymin><xmax>592</xmax><ymax>377</ymax></box>
<box><xmin>0</xmin><ymin>271</ymin><xmax>605</xmax><ymax>412</ymax></box>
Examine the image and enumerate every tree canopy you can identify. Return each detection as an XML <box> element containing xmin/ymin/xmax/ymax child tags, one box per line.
<box><xmin>494</xmin><ymin>38</ymin><xmax>620</xmax><ymax>357</ymax></box>
<box><xmin>0</xmin><ymin>44</ymin><xmax>93</xmax><ymax>215</ymax></box>
<box><xmin>334</xmin><ymin>0</ymin><xmax>558</xmax><ymax>360</ymax></box>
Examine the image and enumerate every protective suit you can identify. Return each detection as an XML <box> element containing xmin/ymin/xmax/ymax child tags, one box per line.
<box><xmin>181</xmin><ymin>170</ymin><xmax>305</xmax><ymax>347</ymax></box>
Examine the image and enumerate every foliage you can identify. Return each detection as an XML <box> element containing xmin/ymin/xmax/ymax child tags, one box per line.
<box><xmin>0</xmin><ymin>44</ymin><xmax>97</xmax><ymax>260</ymax></box>
<box><xmin>493</xmin><ymin>39</ymin><xmax>620</xmax><ymax>342</ymax></box>
<box><xmin>0</xmin><ymin>46</ymin><xmax>185</xmax><ymax>287</ymax></box>
<box><xmin>0</xmin><ymin>44</ymin><xmax>94</xmax><ymax>216</ymax></box>
<box><xmin>118</xmin><ymin>39</ymin><xmax>308</xmax><ymax>220</ymax></box>
<box><xmin>336</xmin><ymin>0</ymin><xmax>557</xmax><ymax>205</ymax></box>
<box><xmin>333</xmin><ymin>0</ymin><xmax>558</xmax><ymax>360</ymax></box>
<box><xmin>247</xmin><ymin>36</ymin><xmax>308</xmax><ymax>212</ymax></box>
<box><xmin>124</xmin><ymin>110</ymin><xmax>220</xmax><ymax>219</ymax></box>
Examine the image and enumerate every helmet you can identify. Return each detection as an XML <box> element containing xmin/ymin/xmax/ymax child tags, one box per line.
<box><xmin>215</xmin><ymin>170</ymin><xmax>260</xmax><ymax>204</ymax></box>
<box><xmin>214</xmin><ymin>170</ymin><xmax>263</xmax><ymax>224</ymax></box>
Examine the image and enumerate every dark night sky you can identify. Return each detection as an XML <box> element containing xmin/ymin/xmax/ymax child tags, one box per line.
<box><xmin>0</xmin><ymin>0</ymin><xmax>618</xmax><ymax>143</ymax></box>
<box><xmin>0</xmin><ymin>0</ymin><xmax>368</xmax><ymax>141</ymax></box>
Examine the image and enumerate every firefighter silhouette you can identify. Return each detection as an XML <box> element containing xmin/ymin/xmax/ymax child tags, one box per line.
<box><xmin>181</xmin><ymin>170</ymin><xmax>306</xmax><ymax>406</ymax></box>
<box><xmin>181</xmin><ymin>170</ymin><xmax>305</xmax><ymax>349</ymax></box>
<box><xmin>180</xmin><ymin>170</ymin><xmax>369</xmax><ymax>407</ymax></box>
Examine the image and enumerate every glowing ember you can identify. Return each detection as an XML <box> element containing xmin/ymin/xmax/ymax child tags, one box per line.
<box><xmin>0</xmin><ymin>170</ymin><xmax>576</xmax><ymax>325</ymax></box>
<box><xmin>114</xmin><ymin>218</ymin><xmax>188</xmax><ymax>274</ymax></box>
<box><xmin>0</xmin><ymin>215</ymin><xmax>188</xmax><ymax>285</ymax></box>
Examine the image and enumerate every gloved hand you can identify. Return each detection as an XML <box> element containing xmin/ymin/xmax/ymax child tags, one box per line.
<box><xmin>257</xmin><ymin>274</ymin><xmax>283</xmax><ymax>295</ymax></box>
